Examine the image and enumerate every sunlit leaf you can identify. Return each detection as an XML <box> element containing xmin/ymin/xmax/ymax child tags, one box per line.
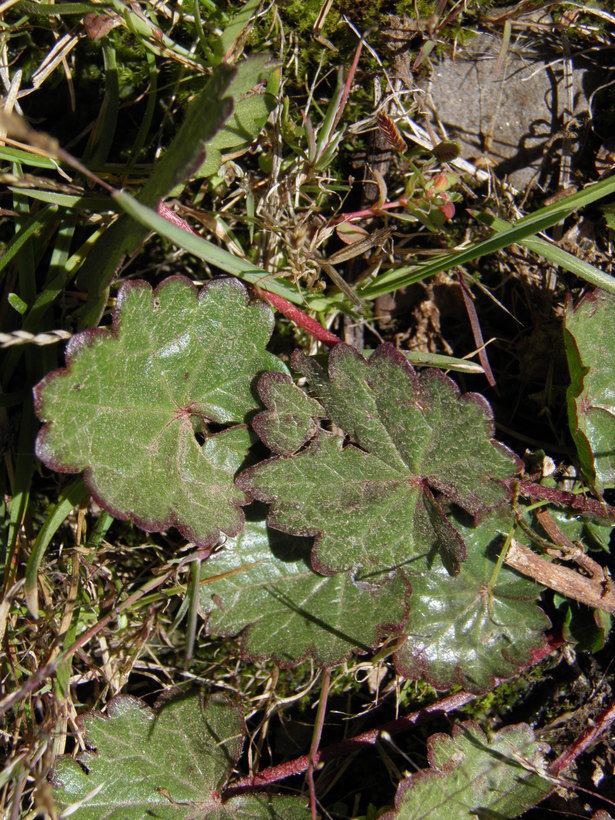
<box><xmin>200</xmin><ymin>513</ymin><xmax>411</xmax><ymax>666</ymax></box>
<box><xmin>382</xmin><ymin>721</ymin><xmax>551</xmax><ymax>819</ymax></box>
<box><xmin>52</xmin><ymin>693</ymin><xmax>308</xmax><ymax>818</ymax></box>
<box><xmin>394</xmin><ymin>511</ymin><xmax>550</xmax><ymax>692</ymax></box>
<box><xmin>34</xmin><ymin>276</ymin><xmax>286</xmax><ymax>545</ymax></box>
<box><xmin>240</xmin><ymin>344</ymin><xmax>519</xmax><ymax>576</ymax></box>
<box><xmin>565</xmin><ymin>289</ymin><xmax>615</xmax><ymax>492</ymax></box>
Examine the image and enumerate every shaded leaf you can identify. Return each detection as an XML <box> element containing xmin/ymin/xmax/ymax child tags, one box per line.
<box><xmin>382</xmin><ymin>721</ymin><xmax>551</xmax><ymax>819</ymax></box>
<box><xmin>199</xmin><ymin>514</ymin><xmax>411</xmax><ymax>667</ymax></box>
<box><xmin>52</xmin><ymin>693</ymin><xmax>308</xmax><ymax>818</ymax></box>
<box><xmin>394</xmin><ymin>511</ymin><xmax>550</xmax><ymax>692</ymax></box>
<box><xmin>197</xmin><ymin>56</ymin><xmax>279</xmax><ymax>178</ymax></box>
<box><xmin>565</xmin><ymin>289</ymin><xmax>615</xmax><ymax>492</ymax></box>
<box><xmin>75</xmin><ymin>63</ymin><xmax>236</xmax><ymax>324</ymax></box>
<box><xmin>239</xmin><ymin>344</ymin><xmax>519</xmax><ymax>576</ymax></box>
<box><xmin>34</xmin><ymin>276</ymin><xmax>286</xmax><ymax>546</ymax></box>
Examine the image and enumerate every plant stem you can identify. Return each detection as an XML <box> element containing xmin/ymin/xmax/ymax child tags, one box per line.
<box><xmin>307</xmin><ymin>669</ymin><xmax>331</xmax><ymax>820</ymax></box>
<box><xmin>226</xmin><ymin>636</ymin><xmax>561</xmax><ymax>794</ymax></box>
<box><xmin>458</xmin><ymin>271</ymin><xmax>495</xmax><ymax>387</ymax></box>
<box><xmin>549</xmin><ymin>696</ymin><xmax>615</xmax><ymax>776</ymax></box>
<box><xmin>257</xmin><ymin>290</ymin><xmax>341</xmax><ymax>346</ymax></box>
<box><xmin>515</xmin><ymin>480</ymin><xmax>615</xmax><ymax>520</ymax></box>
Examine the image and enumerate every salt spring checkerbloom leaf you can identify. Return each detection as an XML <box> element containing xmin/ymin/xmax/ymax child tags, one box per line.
<box><xmin>393</xmin><ymin>511</ymin><xmax>550</xmax><ymax>692</ymax></box>
<box><xmin>381</xmin><ymin>721</ymin><xmax>551</xmax><ymax>819</ymax></box>
<box><xmin>34</xmin><ymin>276</ymin><xmax>286</xmax><ymax>546</ymax></box>
<box><xmin>239</xmin><ymin>344</ymin><xmax>519</xmax><ymax>577</ymax></box>
<box><xmin>251</xmin><ymin>372</ymin><xmax>325</xmax><ymax>455</ymax></box>
<box><xmin>564</xmin><ymin>289</ymin><xmax>615</xmax><ymax>492</ymax></box>
<box><xmin>52</xmin><ymin>694</ymin><xmax>309</xmax><ymax>818</ymax></box>
<box><xmin>199</xmin><ymin>514</ymin><xmax>411</xmax><ymax>666</ymax></box>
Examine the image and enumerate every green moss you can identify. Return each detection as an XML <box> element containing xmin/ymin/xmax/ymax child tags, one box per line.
<box><xmin>459</xmin><ymin>658</ymin><xmax>551</xmax><ymax>725</ymax></box>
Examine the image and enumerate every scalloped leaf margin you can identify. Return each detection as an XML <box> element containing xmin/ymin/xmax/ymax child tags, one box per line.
<box><xmin>239</xmin><ymin>343</ymin><xmax>520</xmax><ymax>577</ymax></box>
<box><xmin>34</xmin><ymin>276</ymin><xmax>287</xmax><ymax>546</ymax></box>
<box><xmin>51</xmin><ymin>693</ymin><xmax>309</xmax><ymax>818</ymax></box>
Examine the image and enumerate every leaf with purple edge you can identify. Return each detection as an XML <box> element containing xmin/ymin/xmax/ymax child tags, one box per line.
<box><xmin>34</xmin><ymin>276</ymin><xmax>287</xmax><ymax>546</ymax></box>
<box><xmin>393</xmin><ymin>510</ymin><xmax>550</xmax><ymax>693</ymax></box>
<box><xmin>52</xmin><ymin>693</ymin><xmax>309</xmax><ymax>818</ymax></box>
<box><xmin>382</xmin><ymin>721</ymin><xmax>551</xmax><ymax>819</ymax></box>
<box><xmin>239</xmin><ymin>344</ymin><xmax>519</xmax><ymax>577</ymax></box>
<box><xmin>199</xmin><ymin>513</ymin><xmax>411</xmax><ymax>667</ymax></box>
<box><xmin>252</xmin><ymin>372</ymin><xmax>325</xmax><ymax>455</ymax></box>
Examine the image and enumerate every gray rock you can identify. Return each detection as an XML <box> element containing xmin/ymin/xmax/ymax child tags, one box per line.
<box><xmin>425</xmin><ymin>30</ymin><xmax>593</xmax><ymax>189</ymax></box>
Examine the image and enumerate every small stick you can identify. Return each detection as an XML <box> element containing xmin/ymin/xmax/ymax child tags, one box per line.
<box><xmin>549</xmin><ymin>696</ymin><xmax>615</xmax><ymax>776</ymax></box>
<box><xmin>504</xmin><ymin>539</ymin><xmax>615</xmax><ymax>614</ymax></box>
<box><xmin>535</xmin><ymin>508</ymin><xmax>607</xmax><ymax>581</ymax></box>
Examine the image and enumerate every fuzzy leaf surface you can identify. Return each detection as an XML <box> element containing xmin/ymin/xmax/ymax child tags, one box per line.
<box><xmin>565</xmin><ymin>290</ymin><xmax>615</xmax><ymax>491</ymax></box>
<box><xmin>394</xmin><ymin>512</ymin><xmax>550</xmax><ymax>692</ymax></box>
<box><xmin>34</xmin><ymin>276</ymin><xmax>286</xmax><ymax>545</ymax></box>
<box><xmin>382</xmin><ymin>721</ymin><xmax>551</xmax><ymax>819</ymax></box>
<box><xmin>52</xmin><ymin>694</ymin><xmax>307</xmax><ymax>818</ymax></box>
<box><xmin>252</xmin><ymin>372</ymin><xmax>324</xmax><ymax>455</ymax></box>
<box><xmin>239</xmin><ymin>344</ymin><xmax>519</xmax><ymax>576</ymax></box>
<box><xmin>199</xmin><ymin>513</ymin><xmax>411</xmax><ymax>666</ymax></box>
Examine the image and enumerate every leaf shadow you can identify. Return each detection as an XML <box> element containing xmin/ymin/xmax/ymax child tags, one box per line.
<box><xmin>261</xmin><ymin>584</ymin><xmax>375</xmax><ymax>657</ymax></box>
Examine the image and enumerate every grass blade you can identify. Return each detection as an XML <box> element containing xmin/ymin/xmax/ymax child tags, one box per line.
<box><xmin>482</xmin><ymin>214</ymin><xmax>615</xmax><ymax>294</ymax></box>
<box><xmin>24</xmin><ymin>479</ymin><xmax>87</xmax><ymax>618</ymax></box>
<box><xmin>359</xmin><ymin>174</ymin><xmax>615</xmax><ymax>299</ymax></box>
<box><xmin>113</xmin><ymin>190</ymin><xmax>305</xmax><ymax>304</ymax></box>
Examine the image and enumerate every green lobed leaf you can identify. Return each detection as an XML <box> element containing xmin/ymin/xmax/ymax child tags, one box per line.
<box><xmin>393</xmin><ymin>511</ymin><xmax>551</xmax><ymax>693</ymax></box>
<box><xmin>564</xmin><ymin>290</ymin><xmax>615</xmax><ymax>492</ymax></box>
<box><xmin>34</xmin><ymin>276</ymin><xmax>287</xmax><ymax>546</ymax></box>
<box><xmin>197</xmin><ymin>56</ymin><xmax>279</xmax><ymax>178</ymax></box>
<box><xmin>199</xmin><ymin>513</ymin><xmax>411</xmax><ymax>667</ymax></box>
<box><xmin>239</xmin><ymin>344</ymin><xmax>519</xmax><ymax>577</ymax></box>
<box><xmin>252</xmin><ymin>372</ymin><xmax>325</xmax><ymax>455</ymax></box>
<box><xmin>52</xmin><ymin>693</ymin><xmax>308</xmax><ymax>818</ymax></box>
<box><xmin>382</xmin><ymin>721</ymin><xmax>551</xmax><ymax>819</ymax></box>
<box><xmin>75</xmin><ymin>62</ymin><xmax>236</xmax><ymax>325</ymax></box>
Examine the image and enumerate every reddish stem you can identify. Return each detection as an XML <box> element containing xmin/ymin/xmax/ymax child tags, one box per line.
<box><xmin>157</xmin><ymin>200</ymin><xmax>195</xmax><ymax>232</ymax></box>
<box><xmin>156</xmin><ymin>201</ymin><xmax>342</xmax><ymax>347</ymax></box>
<box><xmin>331</xmin><ymin>197</ymin><xmax>408</xmax><ymax>225</ymax></box>
<box><xmin>458</xmin><ymin>270</ymin><xmax>496</xmax><ymax>387</ymax></box>
<box><xmin>514</xmin><ymin>480</ymin><xmax>615</xmax><ymax>520</ymax></box>
<box><xmin>331</xmin><ymin>40</ymin><xmax>363</xmax><ymax>136</ymax></box>
<box><xmin>226</xmin><ymin>636</ymin><xmax>561</xmax><ymax>794</ymax></box>
<box><xmin>257</xmin><ymin>290</ymin><xmax>341</xmax><ymax>347</ymax></box>
<box><xmin>549</xmin><ymin>696</ymin><xmax>615</xmax><ymax>776</ymax></box>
